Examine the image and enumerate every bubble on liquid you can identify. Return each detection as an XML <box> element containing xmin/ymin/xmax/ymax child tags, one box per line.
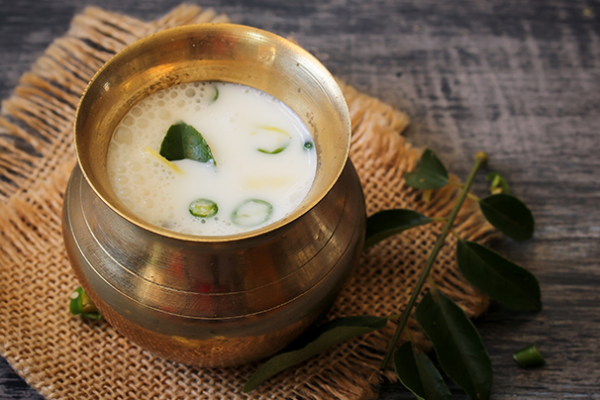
<box><xmin>130</xmin><ymin>161</ymin><xmax>141</xmax><ymax>172</ymax></box>
<box><xmin>158</xmin><ymin>109</ymin><xmax>171</xmax><ymax>120</ymax></box>
<box><xmin>132</xmin><ymin>174</ymin><xmax>146</xmax><ymax>185</ymax></box>
<box><xmin>185</xmin><ymin>88</ymin><xmax>196</xmax><ymax>98</ymax></box>
<box><xmin>137</xmin><ymin>118</ymin><xmax>149</xmax><ymax>129</ymax></box>
<box><xmin>122</xmin><ymin>116</ymin><xmax>135</xmax><ymax>126</ymax></box>
<box><xmin>132</xmin><ymin>107</ymin><xmax>143</xmax><ymax>117</ymax></box>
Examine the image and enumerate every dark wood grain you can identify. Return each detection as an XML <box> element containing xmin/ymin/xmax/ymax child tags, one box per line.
<box><xmin>2</xmin><ymin>0</ymin><xmax>600</xmax><ymax>399</ymax></box>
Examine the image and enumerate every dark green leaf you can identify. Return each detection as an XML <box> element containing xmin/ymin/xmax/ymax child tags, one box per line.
<box><xmin>457</xmin><ymin>240</ymin><xmax>541</xmax><ymax>310</ymax></box>
<box><xmin>243</xmin><ymin>316</ymin><xmax>387</xmax><ymax>392</ymax></box>
<box><xmin>159</xmin><ymin>122</ymin><xmax>216</xmax><ymax>165</ymax></box>
<box><xmin>365</xmin><ymin>209</ymin><xmax>433</xmax><ymax>249</ymax></box>
<box><xmin>416</xmin><ymin>291</ymin><xmax>492</xmax><ymax>400</ymax></box>
<box><xmin>394</xmin><ymin>342</ymin><xmax>453</xmax><ymax>400</ymax></box>
<box><xmin>485</xmin><ymin>172</ymin><xmax>510</xmax><ymax>194</ymax></box>
<box><xmin>513</xmin><ymin>344</ymin><xmax>545</xmax><ymax>367</ymax></box>
<box><xmin>479</xmin><ymin>194</ymin><xmax>534</xmax><ymax>241</ymax></box>
<box><xmin>404</xmin><ymin>149</ymin><xmax>449</xmax><ymax>189</ymax></box>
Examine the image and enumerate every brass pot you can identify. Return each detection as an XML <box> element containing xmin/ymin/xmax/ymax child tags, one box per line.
<box><xmin>62</xmin><ymin>24</ymin><xmax>365</xmax><ymax>367</ymax></box>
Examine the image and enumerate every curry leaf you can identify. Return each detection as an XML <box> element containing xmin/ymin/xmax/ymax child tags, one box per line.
<box><xmin>457</xmin><ymin>240</ymin><xmax>541</xmax><ymax>310</ymax></box>
<box><xmin>159</xmin><ymin>122</ymin><xmax>216</xmax><ymax>165</ymax></box>
<box><xmin>404</xmin><ymin>149</ymin><xmax>449</xmax><ymax>189</ymax></box>
<box><xmin>479</xmin><ymin>194</ymin><xmax>534</xmax><ymax>241</ymax></box>
<box><xmin>394</xmin><ymin>341</ymin><xmax>452</xmax><ymax>400</ymax></box>
<box><xmin>365</xmin><ymin>209</ymin><xmax>433</xmax><ymax>249</ymax></box>
<box><xmin>243</xmin><ymin>316</ymin><xmax>387</xmax><ymax>393</ymax></box>
<box><xmin>415</xmin><ymin>291</ymin><xmax>493</xmax><ymax>400</ymax></box>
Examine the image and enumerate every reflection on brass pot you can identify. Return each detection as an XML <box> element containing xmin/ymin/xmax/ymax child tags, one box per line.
<box><xmin>62</xmin><ymin>24</ymin><xmax>365</xmax><ymax>367</ymax></box>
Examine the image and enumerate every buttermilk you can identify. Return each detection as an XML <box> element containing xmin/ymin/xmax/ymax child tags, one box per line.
<box><xmin>106</xmin><ymin>82</ymin><xmax>317</xmax><ymax>236</ymax></box>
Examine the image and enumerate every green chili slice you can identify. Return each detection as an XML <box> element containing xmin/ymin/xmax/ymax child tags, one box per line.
<box><xmin>258</xmin><ymin>146</ymin><xmax>287</xmax><ymax>154</ymax></box>
<box><xmin>69</xmin><ymin>287</ymin><xmax>102</xmax><ymax>320</ymax></box>
<box><xmin>253</xmin><ymin>126</ymin><xmax>291</xmax><ymax>155</ymax></box>
<box><xmin>189</xmin><ymin>199</ymin><xmax>219</xmax><ymax>218</ymax></box>
<box><xmin>232</xmin><ymin>199</ymin><xmax>273</xmax><ymax>227</ymax></box>
<box><xmin>513</xmin><ymin>344</ymin><xmax>545</xmax><ymax>367</ymax></box>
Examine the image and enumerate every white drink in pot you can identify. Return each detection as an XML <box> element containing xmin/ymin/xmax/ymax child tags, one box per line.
<box><xmin>106</xmin><ymin>82</ymin><xmax>317</xmax><ymax>235</ymax></box>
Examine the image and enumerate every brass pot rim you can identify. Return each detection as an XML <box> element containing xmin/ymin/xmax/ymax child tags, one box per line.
<box><xmin>74</xmin><ymin>23</ymin><xmax>351</xmax><ymax>243</ymax></box>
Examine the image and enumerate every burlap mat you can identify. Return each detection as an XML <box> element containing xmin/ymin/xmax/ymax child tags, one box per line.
<box><xmin>0</xmin><ymin>5</ymin><xmax>496</xmax><ymax>400</ymax></box>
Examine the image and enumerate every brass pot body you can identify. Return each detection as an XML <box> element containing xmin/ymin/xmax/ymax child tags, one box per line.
<box><xmin>63</xmin><ymin>24</ymin><xmax>365</xmax><ymax>367</ymax></box>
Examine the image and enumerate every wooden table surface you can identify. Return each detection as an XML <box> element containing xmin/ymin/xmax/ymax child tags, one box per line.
<box><xmin>1</xmin><ymin>0</ymin><xmax>599</xmax><ymax>399</ymax></box>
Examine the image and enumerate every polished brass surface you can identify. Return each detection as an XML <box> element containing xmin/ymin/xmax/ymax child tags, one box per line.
<box><xmin>74</xmin><ymin>23</ymin><xmax>350</xmax><ymax>240</ymax></box>
<box><xmin>63</xmin><ymin>24</ymin><xmax>365</xmax><ymax>367</ymax></box>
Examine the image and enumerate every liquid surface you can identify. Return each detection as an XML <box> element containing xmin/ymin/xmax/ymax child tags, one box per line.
<box><xmin>106</xmin><ymin>82</ymin><xmax>316</xmax><ymax>235</ymax></box>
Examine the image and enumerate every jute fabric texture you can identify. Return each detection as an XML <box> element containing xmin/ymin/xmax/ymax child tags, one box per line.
<box><xmin>0</xmin><ymin>5</ymin><xmax>495</xmax><ymax>400</ymax></box>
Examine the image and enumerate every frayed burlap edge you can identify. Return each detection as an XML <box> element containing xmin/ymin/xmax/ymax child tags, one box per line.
<box><xmin>0</xmin><ymin>5</ymin><xmax>497</xmax><ymax>400</ymax></box>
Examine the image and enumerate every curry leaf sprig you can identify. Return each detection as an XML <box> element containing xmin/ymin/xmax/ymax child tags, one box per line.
<box><xmin>244</xmin><ymin>149</ymin><xmax>541</xmax><ymax>400</ymax></box>
<box><xmin>375</xmin><ymin>149</ymin><xmax>539</xmax><ymax>399</ymax></box>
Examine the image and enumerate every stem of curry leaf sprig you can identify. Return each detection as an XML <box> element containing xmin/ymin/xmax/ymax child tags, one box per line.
<box><xmin>380</xmin><ymin>151</ymin><xmax>489</xmax><ymax>370</ymax></box>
